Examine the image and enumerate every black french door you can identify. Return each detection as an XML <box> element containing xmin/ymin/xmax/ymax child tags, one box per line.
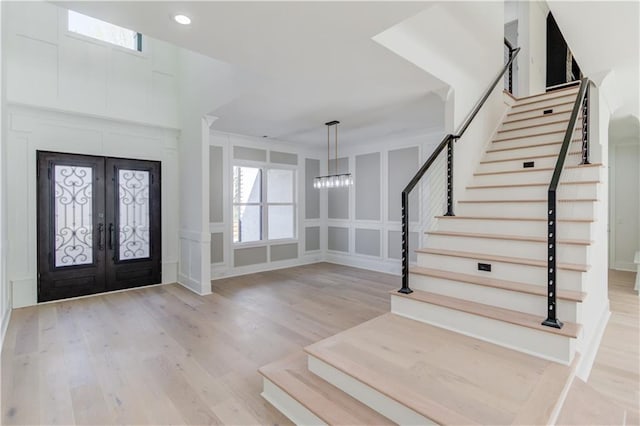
<box><xmin>37</xmin><ymin>151</ymin><xmax>161</xmax><ymax>302</ymax></box>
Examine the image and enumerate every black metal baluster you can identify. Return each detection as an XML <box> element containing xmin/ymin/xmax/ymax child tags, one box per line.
<box><xmin>581</xmin><ymin>83</ymin><xmax>590</xmax><ymax>165</ymax></box>
<box><xmin>445</xmin><ymin>137</ymin><xmax>455</xmax><ymax>216</ymax></box>
<box><xmin>542</xmin><ymin>191</ymin><xmax>563</xmax><ymax>329</ymax></box>
<box><xmin>399</xmin><ymin>190</ymin><xmax>412</xmax><ymax>294</ymax></box>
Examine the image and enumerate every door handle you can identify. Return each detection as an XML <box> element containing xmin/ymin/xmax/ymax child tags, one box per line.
<box><xmin>108</xmin><ymin>223</ymin><xmax>114</xmax><ymax>250</ymax></box>
<box><xmin>97</xmin><ymin>223</ymin><xmax>104</xmax><ymax>250</ymax></box>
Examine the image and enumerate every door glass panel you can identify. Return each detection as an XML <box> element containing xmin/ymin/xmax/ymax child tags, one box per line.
<box><xmin>54</xmin><ymin>165</ymin><xmax>93</xmax><ymax>267</ymax></box>
<box><xmin>118</xmin><ymin>169</ymin><xmax>150</xmax><ymax>260</ymax></box>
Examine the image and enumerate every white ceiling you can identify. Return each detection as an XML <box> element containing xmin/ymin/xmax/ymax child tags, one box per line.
<box><xmin>548</xmin><ymin>1</ymin><xmax>639</xmax><ymax>120</ymax></box>
<box><xmin>55</xmin><ymin>1</ymin><xmax>447</xmax><ymax>146</ymax></box>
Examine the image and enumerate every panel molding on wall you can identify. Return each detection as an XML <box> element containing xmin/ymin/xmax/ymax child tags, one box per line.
<box><xmin>355</xmin><ymin>152</ymin><xmax>381</xmax><ymax>221</ymax></box>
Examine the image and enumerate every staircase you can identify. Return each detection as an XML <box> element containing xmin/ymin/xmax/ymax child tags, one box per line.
<box><xmin>259</xmin><ymin>86</ymin><xmax>623</xmax><ymax>424</ymax></box>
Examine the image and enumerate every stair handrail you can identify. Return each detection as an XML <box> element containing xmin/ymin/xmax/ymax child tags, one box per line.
<box><xmin>399</xmin><ymin>46</ymin><xmax>521</xmax><ymax>294</ymax></box>
<box><xmin>542</xmin><ymin>77</ymin><xmax>590</xmax><ymax>329</ymax></box>
<box><xmin>504</xmin><ymin>38</ymin><xmax>516</xmax><ymax>93</ymax></box>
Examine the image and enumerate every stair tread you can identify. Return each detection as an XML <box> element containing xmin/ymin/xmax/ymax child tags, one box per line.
<box><xmin>426</xmin><ymin>230</ymin><xmax>592</xmax><ymax>246</ymax></box>
<box><xmin>459</xmin><ymin>198</ymin><xmax>598</xmax><ymax>203</ymax></box>
<box><xmin>467</xmin><ymin>181</ymin><xmax>598</xmax><ymax>188</ymax></box>
<box><xmin>511</xmin><ymin>86</ymin><xmax>579</xmax><ymax>102</ymax></box>
<box><xmin>494</xmin><ymin>127</ymin><xmax>582</xmax><ymax>143</ymax></box>
<box><xmin>259</xmin><ymin>351</ymin><xmax>393</xmax><ymax>425</ymax></box>
<box><xmin>497</xmin><ymin>118</ymin><xmax>579</xmax><ymax>134</ymax></box>
<box><xmin>435</xmin><ymin>215</ymin><xmax>594</xmax><ymax>223</ymax></box>
<box><xmin>415</xmin><ymin>247</ymin><xmax>589</xmax><ymax>272</ymax></box>
<box><xmin>512</xmin><ymin>92</ymin><xmax>579</xmax><ymax>109</ymax></box>
<box><xmin>409</xmin><ymin>266</ymin><xmax>586</xmax><ymax>302</ymax></box>
<box><xmin>507</xmin><ymin>101</ymin><xmax>574</xmax><ymax>116</ymax></box>
<box><xmin>305</xmin><ymin>313</ymin><xmax>576</xmax><ymax>425</ymax></box>
<box><xmin>556</xmin><ymin>378</ymin><xmax>627</xmax><ymax>425</ymax></box>
<box><xmin>393</xmin><ymin>290</ymin><xmax>581</xmax><ymax>338</ymax></box>
<box><xmin>486</xmin><ymin>139</ymin><xmax>581</xmax><ymax>153</ymax></box>
<box><xmin>503</xmin><ymin>109</ymin><xmax>575</xmax><ymax>125</ymax></box>
<box><xmin>480</xmin><ymin>151</ymin><xmax>582</xmax><ymax>164</ymax></box>
<box><xmin>474</xmin><ymin>164</ymin><xmax>599</xmax><ymax>176</ymax></box>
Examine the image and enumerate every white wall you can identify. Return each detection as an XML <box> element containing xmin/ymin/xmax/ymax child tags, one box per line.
<box><xmin>609</xmin><ymin>119</ymin><xmax>640</xmax><ymax>271</ymax></box>
<box><xmin>6</xmin><ymin>106</ymin><xmax>180</xmax><ymax>308</ymax></box>
<box><xmin>3</xmin><ymin>1</ymin><xmax>182</xmax><ymax>308</ymax></box>
<box><xmin>4</xmin><ymin>1</ymin><xmax>179</xmax><ymax>129</ymax></box>
<box><xmin>0</xmin><ymin>1</ymin><xmax>11</xmax><ymax>346</ymax></box>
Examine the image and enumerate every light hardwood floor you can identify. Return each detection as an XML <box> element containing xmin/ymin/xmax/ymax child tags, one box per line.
<box><xmin>1</xmin><ymin>263</ymin><xmax>637</xmax><ymax>425</ymax></box>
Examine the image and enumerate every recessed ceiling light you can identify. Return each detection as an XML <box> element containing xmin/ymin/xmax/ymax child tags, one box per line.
<box><xmin>173</xmin><ymin>14</ymin><xmax>191</xmax><ymax>25</ymax></box>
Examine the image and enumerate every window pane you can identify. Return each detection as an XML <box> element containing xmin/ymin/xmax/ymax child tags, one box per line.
<box><xmin>68</xmin><ymin>10</ymin><xmax>140</xmax><ymax>51</ymax></box>
<box><xmin>233</xmin><ymin>166</ymin><xmax>262</xmax><ymax>204</ymax></box>
<box><xmin>268</xmin><ymin>205</ymin><xmax>295</xmax><ymax>240</ymax></box>
<box><xmin>267</xmin><ymin>169</ymin><xmax>294</xmax><ymax>203</ymax></box>
<box><xmin>233</xmin><ymin>205</ymin><xmax>262</xmax><ymax>243</ymax></box>
<box><xmin>54</xmin><ymin>165</ymin><xmax>93</xmax><ymax>267</ymax></box>
<box><xmin>118</xmin><ymin>169</ymin><xmax>150</xmax><ymax>260</ymax></box>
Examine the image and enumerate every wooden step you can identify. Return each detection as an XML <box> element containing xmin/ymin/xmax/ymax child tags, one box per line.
<box><xmin>426</xmin><ymin>230</ymin><xmax>591</xmax><ymax>246</ymax></box>
<box><xmin>409</xmin><ymin>266</ymin><xmax>586</xmax><ymax>302</ymax></box>
<box><xmin>486</xmin><ymin>138</ymin><xmax>580</xmax><ymax>153</ymax></box>
<box><xmin>435</xmin><ymin>215</ymin><xmax>594</xmax><ymax>223</ymax></box>
<box><xmin>480</xmin><ymin>151</ymin><xmax>582</xmax><ymax>164</ymax></box>
<box><xmin>497</xmin><ymin>118</ymin><xmax>575</xmax><ymax>134</ymax></box>
<box><xmin>259</xmin><ymin>352</ymin><xmax>393</xmax><ymax>425</ymax></box>
<box><xmin>467</xmin><ymin>180</ymin><xmax>598</xmax><ymax>189</ymax></box>
<box><xmin>305</xmin><ymin>313</ymin><xmax>578</xmax><ymax>425</ymax></box>
<box><xmin>458</xmin><ymin>198</ymin><xmax>598</xmax><ymax>204</ymax></box>
<box><xmin>494</xmin><ymin>128</ymin><xmax>581</xmax><ymax>143</ymax></box>
<box><xmin>556</xmin><ymin>378</ymin><xmax>627</xmax><ymax>425</ymax></box>
<box><xmin>393</xmin><ymin>290</ymin><xmax>581</xmax><ymax>338</ymax></box>
<box><xmin>512</xmin><ymin>86</ymin><xmax>579</xmax><ymax>102</ymax></box>
<box><xmin>507</xmin><ymin>101</ymin><xmax>574</xmax><ymax>117</ymax></box>
<box><xmin>474</xmin><ymin>162</ymin><xmax>602</xmax><ymax>176</ymax></box>
<box><xmin>415</xmin><ymin>248</ymin><xmax>589</xmax><ymax>272</ymax></box>
<box><xmin>503</xmin><ymin>109</ymin><xmax>576</xmax><ymax>125</ymax></box>
<box><xmin>512</xmin><ymin>92</ymin><xmax>578</xmax><ymax>109</ymax></box>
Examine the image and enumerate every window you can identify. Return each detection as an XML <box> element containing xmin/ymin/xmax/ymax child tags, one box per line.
<box><xmin>68</xmin><ymin>10</ymin><xmax>142</xmax><ymax>52</ymax></box>
<box><xmin>233</xmin><ymin>166</ymin><xmax>296</xmax><ymax>243</ymax></box>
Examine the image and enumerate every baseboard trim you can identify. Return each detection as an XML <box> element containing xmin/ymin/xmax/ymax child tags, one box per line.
<box><xmin>324</xmin><ymin>253</ymin><xmax>401</xmax><ymax>276</ymax></box>
<box><xmin>575</xmin><ymin>303</ymin><xmax>611</xmax><ymax>381</ymax></box>
<box><xmin>211</xmin><ymin>256</ymin><xmax>322</xmax><ymax>280</ymax></box>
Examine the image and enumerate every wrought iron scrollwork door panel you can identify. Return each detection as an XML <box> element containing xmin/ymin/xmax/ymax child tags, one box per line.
<box><xmin>105</xmin><ymin>158</ymin><xmax>161</xmax><ymax>291</ymax></box>
<box><xmin>37</xmin><ymin>152</ymin><xmax>161</xmax><ymax>302</ymax></box>
<box><xmin>37</xmin><ymin>152</ymin><xmax>107</xmax><ymax>302</ymax></box>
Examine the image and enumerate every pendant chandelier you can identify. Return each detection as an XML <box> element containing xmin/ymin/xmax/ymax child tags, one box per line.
<box><xmin>313</xmin><ymin>120</ymin><xmax>353</xmax><ymax>189</ymax></box>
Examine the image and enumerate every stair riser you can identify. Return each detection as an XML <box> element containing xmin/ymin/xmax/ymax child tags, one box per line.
<box><xmin>477</xmin><ymin>154</ymin><xmax>583</xmax><ymax>173</ymax></box>
<box><xmin>500</xmin><ymin>111</ymin><xmax>576</xmax><ymax>131</ymax></box>
<box><xmin>484</xmin><ymin>141</ymin><xmax>580</xmax><ymax>161</ymax></box>
<box><xmin>435</xmin><ymin>218</ymin><xmax>593</xmax><ymax>240</ymax></box>
<box><xmin>390</xmin><ymin>296</ymin><xmax>576</xmax><ymax>364</ymax></box>
<box><xmin>408</xmin><ymin>274</ymin><xmax>579</xmax><ymax>321</ymax></box>
<box><xmin>463</xmin><ymin>183</ymin><xmax>600</xmax><ymax>201</ymax></box>
<box><xmin>456</xmin><ymin>201</ymin><xmax>598</xmax><ymax>220</ymax></box>
<box><xmin>472</xmin><ymin>166</ymin><xmax>600</xmax><ymax>185</ymax></box>
<box><xmin>416</xmin><ymin>252</ymin><xmax>585</xmax><ymax>292</ymax></box>
<box><xmin>493</xmin><ymin>129</ymin><xmax>581</xmax><ymax>146</ymax></box>
<box><xmin>307</xmin><ymin>355</ymin><xmax>435</xmax><ymax>425</ymax></box>
<box><xmin>512</xmin><ymin>93</ymin><xmax>578</xmax><ymax>111</ymax></box>
<box><xmin>425</xmin><ymin>235</ymin><xmax>590</xmax><ymax>265</ymax></box>
<box><xmin>261</xmin><ymin>378</ymin><xmax>327</xmax><ymax>426</ymax></box>
<box><xmin>497</xmin><ymin>119</ymin><xmax>582</xmax><ymax>139</ymax></box>
<box><xmin>507</xmin><ymin>102</ymin><xmax>574</xmax><ymax>120</ymax></box>
<box><xmin>488</xmin><ymin>136</ymin><xmax>578</xmax><ymax>152</ymax></box>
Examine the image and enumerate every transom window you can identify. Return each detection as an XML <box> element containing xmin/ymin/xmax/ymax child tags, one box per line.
<box><xmin>233</xmin><ymin>166</ymin><xmax>296</xmax><ymax>243</ymax></box>
<box><xmin>68</xmin><ymin>10</ymin><xmax>142</xmax><ymax>52</ymax></box>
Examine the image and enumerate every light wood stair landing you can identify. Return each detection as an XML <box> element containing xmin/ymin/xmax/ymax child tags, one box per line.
<box><xmin>304</xmin><ymin>313</ymin><xmax>578</xmax><ymax>425</ymax></box>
